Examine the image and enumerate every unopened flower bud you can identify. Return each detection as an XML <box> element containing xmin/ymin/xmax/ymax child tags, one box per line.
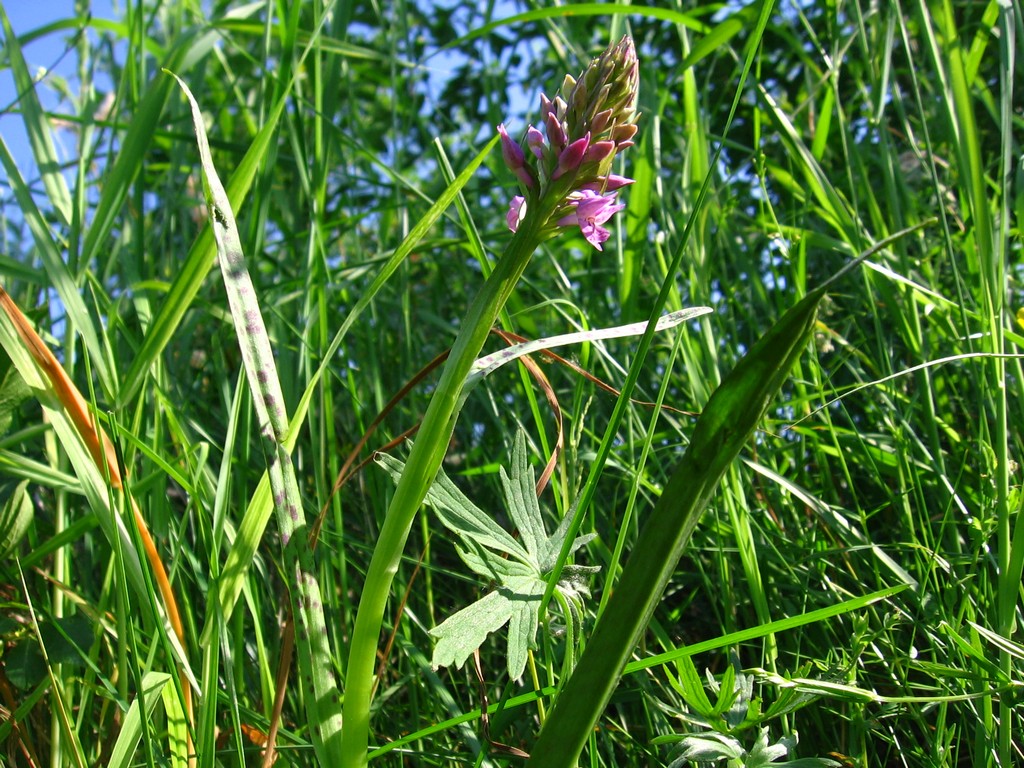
<box><xmin>567</xmin><ymin>35</ymin><xmax>639</xmax><ymax>149</ymax></box>
<box><xmin>545</xmin><ymin>111</ymin><xmax>568</xmax><ymax>149</ymax></box>
<box><xmin>498</xmin><ymin>123</ymin><xmax>537</xmax><ymax>189</ymax></box>
<box><xmin>554</xmin><ymin>133</ymin><xmax>590</xmax><ymax>179</ymax></box>
<box><xmin>498</xmin><ymin>123</ymin><xmax>525</xmax><ymax>169</ymax></box>
<box><xmin>611</xmin><ymin>123</ymin><xmax>638</xmax><ymax>144</ymax></box>
<box><xmin>526</xmin><ymin>126</ymin><xmax>545</xmax><ymax>158</ymax></box>
<box><xmin>540</xmin><ymin>93</ymin><xmax>555</xmax><ymax>121</ymax></box>
<box><xmin>591</xmin><ymin>174</ymin><xmax>635</xmax><ymax>191</ymax></box>
<box><xmin>589</xmin><ymin>108</ymin><xmax>613</xmax><ymax>136</ymax></box>
<box><xmin>583</xmin><ymin>140</ymin><xmax>615</xmax><ymax>165</ymax></box>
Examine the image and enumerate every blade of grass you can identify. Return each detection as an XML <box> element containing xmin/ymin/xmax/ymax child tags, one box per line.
<box><xmin>0</xmin><ymin>5</ymin><xmax>73</xmax><ymax>226</ymax></box>
<box><xmin>16</xmin><ymin>560</ymin><xmax>87</xmax><ymax>768</ymax></box>
<box><xmin>0</xmin><ymin>134</ymin><xmax>113</xmax><ymax>395</ymax></box>
<box><xmin>169</xmin><ymin>71</ymin><xmax>344</xmax><ymax>763</ymax></box>
<box><xmin>528</xmin><ymin>282</ymin><xmax>825</xmax><ymax>768</ymax></box>
<box><xmin>105</xmin><ymin>672</ymin><xmax>173</xmax><ymax>768</ymax></box>
<box><xmin>79</xmin><ymin>8</ymin><xmax>249</xmax><ymax>278</ymax></box>
<box><xmin>370</xmin><ymin>585</ymin><xmax>906</xmax><ymax>760</ymax></box>
<box><xmin>117</xmin><ymin>68</ymin><xmax>287</xmax><ymax>405</ymax></box>
<box><xmin>0</xmin><ymin>286</ymin><xmax>195</xmax><ymax>723</ymax></box>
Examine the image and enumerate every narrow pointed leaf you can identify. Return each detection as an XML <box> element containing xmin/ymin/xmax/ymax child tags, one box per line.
<box><xmin>0</xmin><ymin>6</ymin><xmax>73</xmax><ymax>226</ymax></box>
<box><xmin>169</xmin><ymin>72</ymin><xmax>343</xmax><ymax>762</ymax></box>
<box><xmin>106</xmin><ymin>672</ymin><xmax>173</xmax><ymax>768</ymax></box>
<box><xmin>500</xmin><ymin>431</ymin><xmax>546</xmax><ymax>563</ymax></box>
<box><xmin>528</xmin><ymin>285</ymin><xmax>825</xmax><ymax>768</ymax></box>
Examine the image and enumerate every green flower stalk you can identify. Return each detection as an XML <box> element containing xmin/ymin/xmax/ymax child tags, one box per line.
<box><xmin>340</xmin><ymin>36</ymin><xmax>639</xmax><ymax>766</ymax></box>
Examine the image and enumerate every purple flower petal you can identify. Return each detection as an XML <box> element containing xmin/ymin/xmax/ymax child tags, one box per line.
<box><xmin>581</xmin><ymin>221</ymin><xmax>612</xmax><ymax>249</ymax></box>
<box><xmin>556</xmin><ymin>190</ymin><xmax>626</xmax><ymax>250</ymax></box>
<box><xmin>577</xmin><ymin>190</ymin><xmax>624</xmax><ymax>221</ymax></box>
<box><xmin>526</xmin><ymin>125</ymin><xmax>545</xmax><ymax>159</ymax></box>
<box><xmin>507</xmin><ymin>196</ymin><xmax>527</xmax><ymax>232</ymax></box>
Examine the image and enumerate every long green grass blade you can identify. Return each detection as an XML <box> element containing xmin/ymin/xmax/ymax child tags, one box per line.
<box><xmin>79</xmin><ymin>11</ymin><xmax>247</xmax><ymax>279</ymax></box>
<box><xmin>0</xmin><ymin>311</ymin><xmax>147</xmax><ymax>595</ymax></box>
<box><xmin>117</xmin><ymin>60</ymin><xmax>286</xmax><ymax>404</ymax></box>
<box><xmin>371</xmin><ymin>585</ymin><xmax>906</xmax><ymax>760</ymax></box>
<box><xmin>0</xmin><ymin>5</ymin><xmax>73</xmax><ymax>226</ymax></box>
<box><xmin>528</xmin><ymin>284</ymin><xmax>825</xmax><ymax>768</ymax></box>
<box><xmin>0</xmin><ymin>134</ymin><xmax>112</xmax><ymax>393</ymax></box>
<box><xmin>169</xmin><ymin>72</ymin><xmax>344</xmax><ymax>763</ymax></box>
<box><xmin>106</xmin><ymin>672</ymin><xmax>172</xmax><ymax>768</ymax></box>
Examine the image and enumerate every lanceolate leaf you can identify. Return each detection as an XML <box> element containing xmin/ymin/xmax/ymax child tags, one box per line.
<box><xmin>461</xmin><ymin>306</ymin><xmax>711</xmax><ymax>403</ymax></box>
<box><xmin>0</xmin><ymin>480</ymin><xmax>33</xmax><ymax>559</ymax></box>
<box><xmin>527</xmin><ymin>285</ymin><xmax>825</xmax><ymax>767</ymax></box>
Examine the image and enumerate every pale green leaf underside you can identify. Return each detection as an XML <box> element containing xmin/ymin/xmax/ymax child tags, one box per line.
<box><xmin>429</xmin><ymin>575</ymin><xmax>544</xmax><ymax>680</ymax></box>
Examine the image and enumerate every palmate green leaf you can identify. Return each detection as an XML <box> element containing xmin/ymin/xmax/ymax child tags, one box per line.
<box><xmin>429</xmin><ymin>575</ymin><xmax>545</xmax><ymax>681</ymax></box>
<box><xmin>375</xmin><ymin>451</ymin><xmax>528</xmax><ymax>563</ymax></box>
<box><xmin>671</xmin><ymin>655</ymin><xmax>717</xmax><ymax>719</ymax></box>
<box><xmin>669</xmin><ymin>728</ymin><xmax>840</xmax><ymax>768</ymax></box>
<box><xmin>375</xmin><ymin>429</ymin><xmax>597</xmax><ymax>680</ymax></box>
<box><xmin>501</xmin><ymin>432</ymin><xmax>548</xmax><ymax>565</ymax></box>
<box><xmin>738</xmin><ymin>728</ymin><xmax>839</xmax><ymax>768</ymax></box>
<box><xmin>456</xmin><ymin>540</ymin><xmax>536</xmax><ymax>583</ymax></box>
<box><xmin>672</xmin><ymin>732</ymin><xmax>744</xmax><ymax>763</ymax></box>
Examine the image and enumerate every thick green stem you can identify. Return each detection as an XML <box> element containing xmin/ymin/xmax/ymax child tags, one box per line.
<box><xmin>340</xmin><ymin>200</ymin><xmax>553</xmax><ymax>766</ymax></box>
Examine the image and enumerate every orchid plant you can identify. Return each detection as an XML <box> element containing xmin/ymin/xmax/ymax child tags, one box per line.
<box><xmin>5</xmin><ymin>3</ymin><xmax>1008</xmax><ymax>766</ymax></box>
<box><xmin>340</xmin><ymin>35</ymin><xmax>642</xmax><ymax>766</ymax></box>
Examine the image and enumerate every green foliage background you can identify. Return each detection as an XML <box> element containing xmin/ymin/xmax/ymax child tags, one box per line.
<box><xmin>0</xmin><ymin>0</ymin><xmax>1021</xmax><ymax>766</ymax></box>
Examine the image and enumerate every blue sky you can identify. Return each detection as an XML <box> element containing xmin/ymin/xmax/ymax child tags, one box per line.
<box><xmin>1</xmin><ymin>1</ymin><xmax>115</xmax><ymax>175</ymax></box>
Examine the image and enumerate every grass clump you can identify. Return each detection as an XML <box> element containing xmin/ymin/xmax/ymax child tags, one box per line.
<box><xmin>0</xmin><ymin>1</ymin><xmax>1020</xmax><ymax>766</ymax></box>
